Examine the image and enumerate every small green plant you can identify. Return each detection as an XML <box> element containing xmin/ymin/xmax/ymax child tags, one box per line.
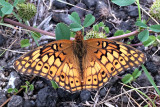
<box><xmin>20</xmin><ymin>31</ymin><xmax>41</xmax><ymax>47</ymax></box>
<box><xmin>92</xmin><ymin>22</ymin><xmax>109</xmax><ymax>33</ymax></box>
<box><xmin>111</xmin><ymin>0</ymin><xmax>136</xmax><ymax>6</ymax></box>
<box><xmin>51</xmin><ymin>80</ymin><xmax>59</xmax><ymax>89</ymax></box>
<box><xmin>20</xmin><ymin>39</ymin><xmax>30</xmax><ymax>48</ymax></box>
<box><xmin>0</xmin><ymin>0</ymin><xmax>40</xmax><ymax>48</ymax></box>
<box><xmin>111</xmin><ymin>0</ymin><xmax>160</xmax><ymax>47</ymax></box>
<box><xmin>0</xmin><ymin>0</ymin><xmax>24</xmax><ymax>17</ymax></box>
<box><xmin>56</xmin><ymin>12</ymin><xmax>110</xmax><ymax>40</ymax></box>
<box><xmin>85</xmin><ymin>22</ymin><xmax>109</xmax><ymax>39</ymax></box>
<box><xmin>135</xmin><ymin>20</ymin><xmax>160</xmax><ymax>46</ymax></box>
<box><xmin>121</xmin><ymin>68</ymin><xmax>142</xmax><ymax>84</ymax></box>
<box><xmin>55</xmin><ymin>12</ymin><xmax>95</xmax><ymax>40</ymax></box>
<box><xmin>150</xmin><ymin>0</ymin><xmax>160</xmax><ymax>20</ymax></box>
<box><xmin>85</xmin><ymin>30</ymin><xmax>106</xmax><ymax>39</ymax></box>
<box><xmin>0</xmin><ymin>0</ymin><xmax>36</xmax><ymax>20</ymax></box>
<box><xmin>0</xmin><ymin>0</ymin><xmax>14</xmax><ymax>17</ymax></box>
<box><xmin>17</xmin><ymin>3</ymin><xmax>37</xmax><ymax>21</ymax></box>
<box><xmin>21</xmin><ymin>81</ymin><xmax>34</xmax><ymax>93</ymax></box>
<box><xmin>7</xmin><ymin>88</ymin><xmax>18</xmax><ymax>93</ymax></box>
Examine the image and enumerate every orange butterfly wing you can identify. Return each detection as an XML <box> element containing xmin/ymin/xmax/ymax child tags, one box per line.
<box><xmin>82</xmin><ymin>38</ymin><xmax>146</xmax><ymax>90</ymax></box>
<box><xmin>14</xmin><ymin>40</ymin><xmax>82</xmax><ymax>92</ymax></box>
<box><xmin>14</xmin><ymin>37</ymin><xmax>146</xmax><ymax>92</ymax></box>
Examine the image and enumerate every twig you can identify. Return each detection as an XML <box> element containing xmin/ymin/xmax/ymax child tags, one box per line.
<box><xmin>122</xmin><ymin>87</ymin><xmax>140</xmax><ymax>107</ymax></box>
<box><xmin>0</xmin><ymin>48</ymin><xmax>27</xmax><ymax>54</ymax></box>
<box><xmin>2</xmin><ymin>17</ymin><xmax>55</xmax><ymax>37</ymax></box>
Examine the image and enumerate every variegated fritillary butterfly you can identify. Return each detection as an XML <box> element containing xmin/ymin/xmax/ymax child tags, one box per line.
<box><xmin>14</xmin><ymin>31</ymin><xmax>146</xmax><ymax>92</ymax></box>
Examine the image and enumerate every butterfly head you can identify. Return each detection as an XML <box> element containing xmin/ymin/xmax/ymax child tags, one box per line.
<box><xmin>75</xmin><ymin>31</ymin><xmax>84</xmax><ymax>42</ymax></box>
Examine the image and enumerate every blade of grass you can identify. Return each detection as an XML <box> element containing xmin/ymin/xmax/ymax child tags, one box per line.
<box><xmin>142</xmin><ymin>64</ymin><xmax>160</xmax><ymax>96</ymax></box>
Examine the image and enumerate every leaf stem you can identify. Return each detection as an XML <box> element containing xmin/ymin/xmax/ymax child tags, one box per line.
<box><xmin>136</xmin><ymin>0</ymin><xmax>141</xmax><ymax>20</ymax></box>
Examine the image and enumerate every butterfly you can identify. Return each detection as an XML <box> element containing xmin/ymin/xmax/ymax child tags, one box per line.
<box><xmin>14</xmin><ymin>31</ymin><xmax>146</xmax><ymax>93</ymax></box>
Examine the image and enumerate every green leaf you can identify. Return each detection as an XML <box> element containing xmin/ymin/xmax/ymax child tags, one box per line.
<box><xmin>68</xmin><ymin>12</ymin><xmax>81</xmax><ymax>25</ymax></box>
<box><xmin>127</xmin><ymin>41</ymin><xmax>131</xmax><ymax>45</ymax></box>
<box><xmin>7</xmin><ymin>88</ymin><xmax>13</xmax><ymax>93</ymax></box>
<box><xmin>0</xmin><ymin>10</ymin><xmax>3</xmax><ymax>17</ymax></box>
<box><xmin>20</xmin><ymin>39</ymin><xmax>30</xmax><ymax>48</ymax></box>
<box><xmin>14</xmin><ymin>88</ymin><xmax>18</xmax><ymax>93</ymax></box>
<box><xmin>143</xmin><ymin>36</ymin><xmax>156</xmax><ymax>47</ymax></box>
<box><xmin>125</xmin><ymin>30</ymin><xmax>132</xmax><ymax>40</ymax></box>
<box><xmin>127</xmin><ymin>30</ymin><xmax>134</xmax><ymax>40</ymax></box>
<box><xmin>0</xmin><ymin>1</ymin><xmax>13</xmax><ymax>15</ymax></box>
<box><xmin>69</xmin><ymin>23</ymin><xmax>82</xmax><ymax>31</ymax></box>
<box><xmin>111</xmin><ymin>0</ymin><xmax>135</xmax><ymax>6</ymax></box>
<box><xmin>17</xmin><ymin>0</ymin><xmax>26</xmax><ymax>4</ymax></box>
<box><xmin>125</xmin><ymin>30</ymin><xmax>131</xmax><ymax>34</ymax></box>
<box><xmin>13</xmin><ymin>0</ymin><xmax>25</xmax><ymax>6</ymax></box>
<box><xmin>29</xmin><ymin>84</ymin><xmax>34</xmax><ymax>91</ymax></box>
<box><xmin>83</xmin><ymin>14</ymin><xmax>95</xmax><ymax>27</ymax></box>
<box><xmin>138</xmin><ymin>30</ymin><xmax>149</xmax><ymax>42</ymax></box>
<box><xmin>132</xmin><ymin>69</ymin><xmax>141</xmax><ymax>79</ymax></box>
<box><xmin>0</xmin><ymin>0</ymin><xmax>9</xmax><ymax>6</ymax></box>
<box><xmin>114</xmin><ymin>30</ymin><xmax>124</xmax><ymax>36</ymax></box>
<box><xmin>98</xmin><ymin>22</ymin><xmax>105</xmax><ymax>27</ymax></box>
<box><xmin>70</xmin><ymin>32</ymin><xmax>75</xmax><ymax>38</ymax></box>
<box><xmin>157</xmin><ymin>35</ymin><xmax>160</xmax><ymax>40</ymax></box>
<box><xmin>21</xmin><ymin>86</ymin><xmax>27</xmax><ymax>88</ymax></box>
<box><xmin>31</xmin><ymin>31</ymin><xmax>41</xmax><ymax>47</ymax></box>
<box><xmin>104</xmin><ymin>27</ymin><xmax>109</xmax><ymax>33</ymax></box>
<box><xmin>122</xmin><ymin>74</ymin><xmax>134</xmax><ymax>84</ymax></box>
<box><xmin>135</xmin><ymin>21</ymin><xmax>148</xmax><ymax>28</ymax></box>
<box><xmin>144</xmin><ymin>105</ymin><xmax>148</xmax><ymax>107</ymax></box>
<box><xmin>25</xmin><ymin>81</ymin><xmax>30</xmax><ymax>85</ymax></box>
<box><xmin>128</xmin><ymin>36</ymin><xmax>134</xmax><ymax>40</ymax></box>
<box><xmin>13</xmin><ymin>0</ymin><xmax>19</xmax><ymax>6</ymax></box>
<box><xmin>93</xmin><ymin>24</ymin><xmax>99</xmax><ymax>32</ymax></box>
<box><xmin>51</xmin><ymin>80</ymin><xmax>59</xmax><ymax>89</ymax></box>
<box><xmin>149</xmin><ymin>25</ymin><xmax>160</xmax><ymax>32</ymax></box>
<box><xmin>55</xmin><ymin>23</ymin><xmax>70</xmax><ymax>40</ymax></box>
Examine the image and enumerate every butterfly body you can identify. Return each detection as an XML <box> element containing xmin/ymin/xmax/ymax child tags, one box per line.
<box><xmin>14</xmin><ymin>31</ymin><xmax>146</xmax><ymax>92</ymax></box>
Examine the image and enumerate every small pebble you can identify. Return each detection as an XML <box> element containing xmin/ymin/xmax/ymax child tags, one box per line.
<box><xmin>80</xmin><ymin>90</ymin><xmax>91</xmax><ymax>102</ymax></box>
<box><xmin>135</xmin><ymin>72</ymin><xmax>152</xmax><ymax>87</ymax></box>
<box><xmin>69</xmin><ymin>3</ymin><xmax>86</xmax><ymax>18</ymax></box>
<box><xmin>24</xmin><ymin>100</ymin><xmax>35</xmax><ymax>107</ymax></box>
<box><xmin>145</xmin><ymin>62</ymin><xmax>158</xmax><ymax>75</ymax></box>
<box><xmin>53</xmin><ymin>0</ymin><xmax>67</xmax><ymax>9</ymax></box>
<box><xmin>83</xmin><ymin>0</ymin><xmax>97</xmax><ymax>8</ymax></box>
<box><xmin>36</xmin><ymin>86</ymin><xmax>58</xmax><ymax>107</ymax></box>
<box><xmin>99</xmin><ymin>88</ymin><xmax>107</xmax><ymax>97</ymax></box>
<box><xmin>127</xmin><ymin>6</ymin><xmax>139</xmax><ymax>17</ymax></box>
<box><xmin>0</xmin><ymin>91</ymin><xmax>7</xmax><ymax>105</ymax></box>
<box><xmin>0</xmin><ymin>34</ymin><xmax>5</xmax><ymax>46</ymax></box>
<box><xmin>8</xmin><ymin>95</ymin><xmax>23</xmax><ymax>107</ymax></box>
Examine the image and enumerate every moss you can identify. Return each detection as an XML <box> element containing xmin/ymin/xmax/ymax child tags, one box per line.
<box><xmin>17</xmin><ymin>3</ymin><xmax>37</xmax><ymax>21</ymax></box>
<box><xmin>85</xmin><ymin>30</ymin><xmax>106</xmax><ymax>39</ymax></box>
<box><xmin>150</xmin><ymin>0</ymin><xmax>160</xmax><ymax>20</ymax></box>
